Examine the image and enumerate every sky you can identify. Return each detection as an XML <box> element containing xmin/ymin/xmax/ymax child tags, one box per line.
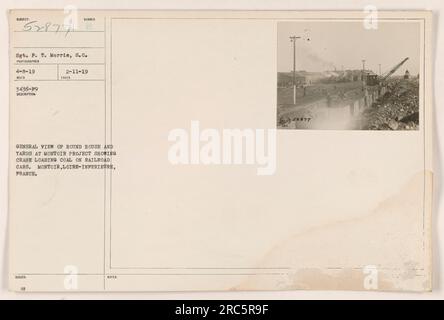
<box><xmin>277</xmin><ymin>21</ymin><xmax>421</xmax><ymax>76</ymax></box>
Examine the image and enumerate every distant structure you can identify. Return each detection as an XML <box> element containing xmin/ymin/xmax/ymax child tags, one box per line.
<box><xmin>345</xmin><ymin>70</ymin><xmax>362</xmax><ymax>82</ymax></box>
<box><xmin>277</xmin><ymin>71</ymin><xmax>324</xmax><ymax>87</ymax></box>
<box><xmin>404</xmin><ymin>70</ymin><xmax>410</xmax><ymax>79</ymax></box>
<box><xmin>364</xmin><ymin>71</ymin><xmax>379</xmax><ymax>86</ymax></box>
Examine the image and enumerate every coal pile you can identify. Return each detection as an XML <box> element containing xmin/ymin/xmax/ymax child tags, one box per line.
<box><xmin>361</xmin><ymin>79</ymin><xmax>419</xmax><ymax>130</ymax></box>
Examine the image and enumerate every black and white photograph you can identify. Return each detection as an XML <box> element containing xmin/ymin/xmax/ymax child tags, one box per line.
<box><xmin>277</xmin><ymin>21</ymin><xmax>421</xmax><ymax>130</ymax></box>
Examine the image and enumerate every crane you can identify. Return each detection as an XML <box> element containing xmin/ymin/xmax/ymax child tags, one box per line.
<box><xmin>365</xmin><ymin>57</ymin><xmax>409</xmax><ymax>86</ymax></box>
<box><xmin>379</xmin><ymin>57</ymin><xmax>409</xmax><ymax>82</ymax></box>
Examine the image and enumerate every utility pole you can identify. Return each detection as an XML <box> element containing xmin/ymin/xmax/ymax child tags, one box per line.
<box><xmin>290</xmin><ymin>36</ymin><xmax>301</xmax><ymax>105</ymax></box>
<box><xmin>378</xmin><ymin>63</ymin><xmax>381</xmax><ymax>76</ymax></box>
<box><xmin>361</xmin><ymin>59</ymin><xmax>366</xmax><ymax>91</ymax></box>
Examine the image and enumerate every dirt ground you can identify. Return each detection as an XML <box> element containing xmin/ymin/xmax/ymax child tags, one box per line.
<box><xmin>277</xmin><ymin>81</ymin><xmax>363</xmax><ymax>106</ymax></box>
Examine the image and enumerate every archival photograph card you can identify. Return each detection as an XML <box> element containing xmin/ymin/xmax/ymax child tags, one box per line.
<box><xmin>8</xmin><ymin>10</ymin><xmax>433</xmax><ymax>292</ymax></box>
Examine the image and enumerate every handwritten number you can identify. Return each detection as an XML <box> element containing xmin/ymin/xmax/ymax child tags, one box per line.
<box><xmin>22</xmin><ymin>20</ymin><xmax>37</xmax><ymax>32</ymax></box>
<box><xmin>22</xmin><ymin>21</ymin><xmax>73</xmax><ymax>37</ymax></box>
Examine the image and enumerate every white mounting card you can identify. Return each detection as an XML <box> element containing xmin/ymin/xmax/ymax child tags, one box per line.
<box><xmin>8</xmin><ymin>10</ymin><xmax>433</xmax><ymax>292</ymax></box>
